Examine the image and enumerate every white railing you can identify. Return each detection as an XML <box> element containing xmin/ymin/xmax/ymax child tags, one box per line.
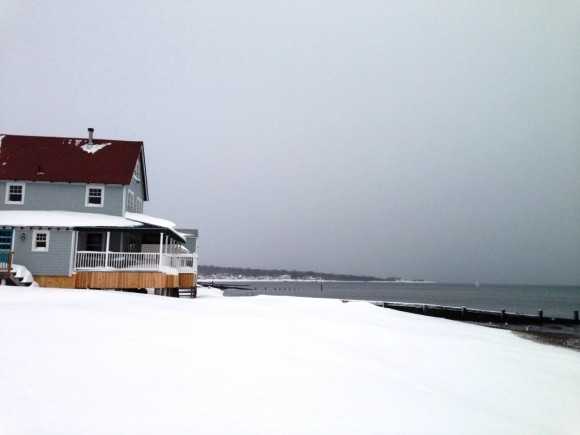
<box><xmin>75</xmin><ymin>252</ymin><xmax>196</xmax><ymax>272</ymax></box>
<box><xmin>76</xmin><ymin>252</ymin><xmax>107</xmax><ymax>269</ymax></box>
<box><xmin>170</xmin><ymin>254</ymin><xmax>198</xmax><ymax>269</ymax></box>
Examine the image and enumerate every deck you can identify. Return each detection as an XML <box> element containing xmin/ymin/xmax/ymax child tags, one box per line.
<box><xmin>31</xmin><ymin>252</ymin><xmax>198</xmax><ymax>291</ymax></box>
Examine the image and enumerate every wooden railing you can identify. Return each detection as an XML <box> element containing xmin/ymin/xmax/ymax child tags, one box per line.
<box><xmin>0</xmin><ymin>251</ymin><xmax>13</xmax><ymax>278</ymax></box>
<box><xmin>75</xmin><ymin>251</ymin><xmax>196</xmax><ymax>272</ymax></box>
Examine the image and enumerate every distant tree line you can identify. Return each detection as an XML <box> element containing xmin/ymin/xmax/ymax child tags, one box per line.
<box><xmin>198</xmin><ymin>265</ymin><xmax>400</xmax><ymax>282</ymax></box>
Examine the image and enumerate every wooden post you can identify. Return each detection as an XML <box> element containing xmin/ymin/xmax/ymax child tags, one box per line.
<box><xmin>105</xmin><ymin>232</ymin><xmax>110</xmax><ymax>268</ymax></box>
<box><xmin>574</xmin><ymin>311</ymin><xmax>578</xmax><ymax>323</ymax></box>
<box><xmin>158</xmin><ymin>233</ymin><xmax>163</xmax><ymax>270</ymax></box>
<box><xmin>461</xmin><ymin>307</ymin><xmax>466</xmax><ymax>320</ymax></box>
<box><xmin>422</xmin><ymin>305</ymin><xmax>427</xmax><ymax>315</ymax></box>
<box><xmin>501</xmin><ymin>309</ymin><xmax>506</xmax><ymax>322</ymax></box>
<box><xmin>7</xmin><ymin>252</ymin><xmax>13</xmax><ymax>278</ymax></box>
<box><xmin>538</xmin><ymin>310</ymin><xmax>543</xmax><ymax>323</ymax></box>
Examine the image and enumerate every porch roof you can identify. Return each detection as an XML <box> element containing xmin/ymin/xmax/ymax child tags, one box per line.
<box><xmin>0</xmin><ymin>210</ymin><xmax>186</xmax><ymax>242</ymax></box>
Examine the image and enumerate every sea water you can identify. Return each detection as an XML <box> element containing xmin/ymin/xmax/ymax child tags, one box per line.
<box><xmin>221</xmin><ymin>281</ymin><xmax>580</xmax><ymax>319</ymax></box>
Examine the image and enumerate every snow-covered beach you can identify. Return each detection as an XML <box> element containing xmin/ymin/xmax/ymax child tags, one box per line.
<box><xmin>1</xmin><ymin>286</ymin><xmax>578</xmax><ymax>434</ymax></box>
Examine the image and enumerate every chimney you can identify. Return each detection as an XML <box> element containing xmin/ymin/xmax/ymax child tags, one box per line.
<box><xmin>88</xmin><ymin>128</ymin><xmax>94</xmax><ymax>144</ymax></box>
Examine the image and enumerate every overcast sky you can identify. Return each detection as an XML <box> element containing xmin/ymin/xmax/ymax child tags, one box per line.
<box><xmin>1</xmin><ymin>1</ymin><xmax>578</xmax><ymax>285</ymax></box>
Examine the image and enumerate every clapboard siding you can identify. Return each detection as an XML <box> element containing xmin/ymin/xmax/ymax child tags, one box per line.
<box><xmin>126</xmin><ymin>173</ymin><xmax>145</xmax><ymax>212</ymax></box>
<box><xmin>0</xmin><ymin>182</ymin><xmax>124</xmax><ymax>215</ymax></box>
<box><xmin>12</xmin><ymin>230</ymin><xmax>73</xmax><ymax>276</ymax></box>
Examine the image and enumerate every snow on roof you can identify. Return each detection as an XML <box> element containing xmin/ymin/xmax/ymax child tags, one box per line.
<box><xmin>0</xmin><ymin>210</ymin><xmax>187</xmax><ymax>242</ymax></box>
<box><xmin>124</xmin><ymin>212</ymin><xmax>176</xmax><ymax>230</ymax></box>
<box><xmin>0</xmin><ymin>210</ymin><xmax>141</xmax><ymax>228</ymax></box>
<box><xmin>124</xmin><ymin>212</ymin><xmax>186</xmax><ymax>242</ymax></box>
<box><xmin>81</xmin><ymin>142</ymin><xmax>111</xmax><ymax>154</ymax></box>
<box><xmin>0</xmin><ymin>210</ymin><xmax>179</xmax><ymax>231</ymax></box>
<box><xmin>175</xmin><ymin>228</ymin><xmax>199</xmax><ymax>237</ymax></box>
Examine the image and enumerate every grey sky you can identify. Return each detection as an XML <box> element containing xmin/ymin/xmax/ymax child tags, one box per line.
<box><xmin>1</xmin><ymin>1</ymin><xmax>578</xmax><ymax>285</ymax></box>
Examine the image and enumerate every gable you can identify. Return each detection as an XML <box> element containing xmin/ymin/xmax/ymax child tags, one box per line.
<box><xmin>0</xmin><ymin>134</ymin><xmax>146</xmax><ymax>190</ymax></box>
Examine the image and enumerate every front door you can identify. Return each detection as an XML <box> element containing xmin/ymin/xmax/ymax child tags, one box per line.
<box><xmin>0</xmin><ymin>229</ymin><xmax>13</xmax><ymax>273</ymax></box>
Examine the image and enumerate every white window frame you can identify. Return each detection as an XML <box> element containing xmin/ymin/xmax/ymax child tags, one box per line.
<box><xmin>136</xmin><ymin>197</ymin><xmax>143</xmax><ymax>213</ymax></box>
<box><xmin>133</xmin><ymin>161</ymin><xmax>141</xmax><ymax>181</ymax></box>
<box><xmin>127</xmin><ymin>190</ymin><xmax>135</xmax><ymax>212</ymax></box>
<box><xmin>5</xmin><ymin>182</ymin><xmax>25</xmax><ymax>204</ymax></box>
<box><xmin>85</xmin><ymin>185</ymin><xmax>105</xmax><ymax>207</ymax></box>
<box><xmin>32</xmin><ymin>230</ymin><xmax>50</xmax><ymax>252</ymax></box>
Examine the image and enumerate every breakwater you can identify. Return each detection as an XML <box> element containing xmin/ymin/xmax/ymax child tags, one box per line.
<box><xmin>372</xmin><ymin>301</ymin><xmax>579</xmax><ymax>325</ymax></box>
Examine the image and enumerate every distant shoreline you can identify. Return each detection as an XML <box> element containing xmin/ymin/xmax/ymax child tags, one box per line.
<box><xmin>198</xmin><ymin>265</ymin><xmax>416</xmax><ymax>282</ymax></box>
<box><xmin>199</xmin><ymin>277</ymin><xmax>435</xmax><ymax>284</ymax></box>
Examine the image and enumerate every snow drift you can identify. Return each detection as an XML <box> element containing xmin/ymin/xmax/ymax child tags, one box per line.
<box><xmin>0</xmin><ymin>286</ymin><xmax>578</xmax><ymax>434</ymax></box>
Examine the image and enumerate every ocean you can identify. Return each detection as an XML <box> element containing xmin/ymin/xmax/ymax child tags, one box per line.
<box><xmin>219</xmin><ymin>281</ymin><xmax>580</xmax><ymax>319</ymax></box>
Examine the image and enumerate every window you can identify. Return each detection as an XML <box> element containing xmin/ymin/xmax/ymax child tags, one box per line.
<box><xmin>133</xmin><ymin>161</ymin><xmax>141</xmax><ymax>181</ymax></box>
<box><xmin>0</xmin><ymin>229</ymin><xmax>12</xmax><ymax>251</ymax></box>
<box><xmin>32</xmin><ymin>231</ymin><xmax>49</xmax><ymax>252</ymax></box>
<box><xmin>86</xmin><ymin>233</ymin><xmax>104</xmax><ymax>252</ymax></box>
<box><xmin>127</xmin><ymin>190</ymin><xmax>135</xmax><ymax>212</ymax></box>
<box><xmin>5</xmin><ymin>183</ymin><xmax>25</xmax><ymax>204</ymax></box>
<box><xmin>136</xmin><ymin>197</ymin><xmax>143</xmax><ymax>213</ymax></box>
<box><xmin>86</xmin><ymin>185</ymin><xmax>104</xmax><ymax>207</ymax></box>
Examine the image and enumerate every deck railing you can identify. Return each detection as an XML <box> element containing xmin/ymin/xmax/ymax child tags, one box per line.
<box><xmin>170</xmin><ymin>254</ymin><xmax>198</xmax><ymax>270</ymax></box>
<box><xmin>0</xmin><ymin>251</ymin><xmax>13</xmax><ymax>277</ymax></box>
<box><xmin>75</xmin><ymin>252</ymin><xmax>196</xmax><ymax>272</ymax></box>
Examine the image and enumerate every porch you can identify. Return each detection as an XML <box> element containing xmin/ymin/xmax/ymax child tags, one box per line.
<box><xmin>69</xmin><ymin>228</ymin><xmax>197</xmax><ymax>293</ymax></box>
<box><xmin>74</xmin><ymin>251</ymin><xmax>197</xmax><ymax>272</ymax></box>
<box><xmin>73</xmin><ymin>229</ymin><xmax>196</xmax><ymax>273</ymax></box>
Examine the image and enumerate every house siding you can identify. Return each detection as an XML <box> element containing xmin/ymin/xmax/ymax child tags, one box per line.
<box><xmin>13</xmin><ymin>229</ymin><xmax>74</xmax><ymax>276</ymax></box>
<box><xmin>0</xmin><ymin>182</ymin><xmax>125</xmax><ymax>216</ymax></box>
<box><xmin>126</xmin><ymin>172</ymin><xmax>145</xmax><ymax>212</ymax></box>
<box><xmin>184</xmin><ymin>237</ymin><xmax>197</xmax><ymax>254</ymax></box>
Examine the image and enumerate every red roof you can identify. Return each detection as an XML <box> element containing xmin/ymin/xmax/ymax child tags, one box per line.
<box><xmin>0</xmin><ymin>134</ymin><xmax>145</xmax><ymax>187</ymax></box>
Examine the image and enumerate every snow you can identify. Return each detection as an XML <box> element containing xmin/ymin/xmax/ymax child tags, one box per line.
<box><xmin>0</xmin><ymin>210</ymin><xmax>143</xmax><ymax>228</ymax></box>
<box><xmin>80</xmin><ymin>142</ymin><xmax>111</xmax><ymax>154</ymax></box>
<box><xmin>10</xmin><ymin>264</ymin><xmax>36</xmax><ymax>284</ymax></box>
<box><xmin>0</xmin><ymin>211</ymin><xmax>182</xmax><ymax>233</ymax></box>
<box><xmin>124</xmin><ymin>212</ymin><xmax>185</xmax><ymax>242</ymax></box>
<box><xmin>0</xmin><ymin>286</ymin><xmax>578</xmax><ymax>434</ymax></box>
<box><xmin>125</xmin><ymin>212</ymin><xmax>177</xmax><ymax>230</ymax></box>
